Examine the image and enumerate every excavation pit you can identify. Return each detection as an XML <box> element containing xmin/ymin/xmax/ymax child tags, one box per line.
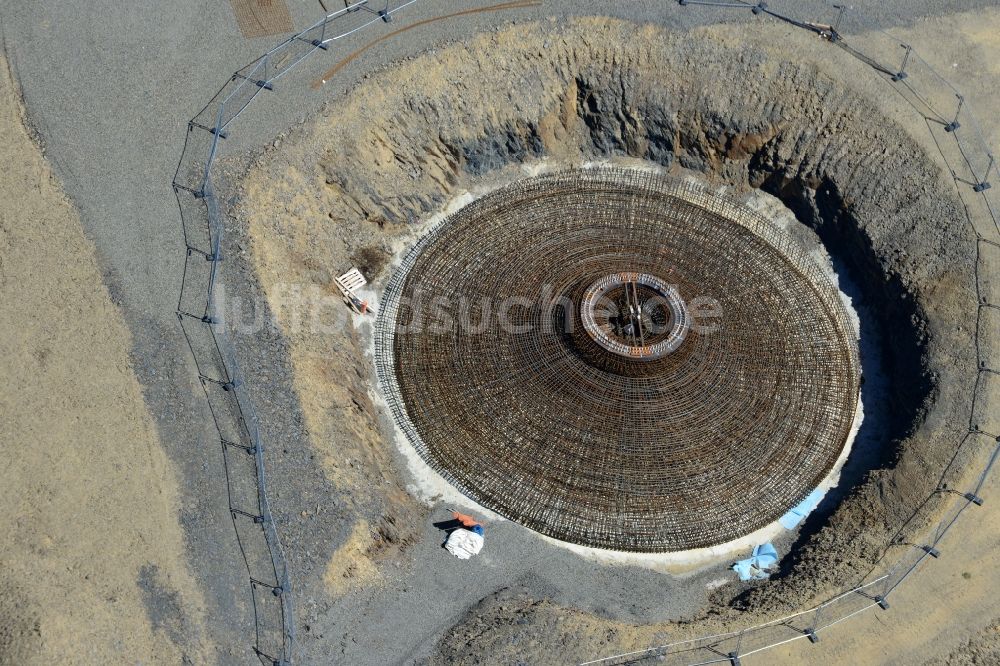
<box><xmin>375</xmin><ymin>168</ymin><xmax>861</xmax><ymax>552</ymax></box>
<box><xmin>238</xmin><ymin>18</ymin><xmax>984</xmax><ymax>643</ymax></box>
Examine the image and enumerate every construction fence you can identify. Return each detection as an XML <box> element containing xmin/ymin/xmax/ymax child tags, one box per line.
<box><xmin>169</xmin><ymin>1</ymin><xmax>1000</xmax><ymax>664</ymax></box>
<box><xmin>172</xmin><ymin>2</ymin><xmax>421</xmax><ymax>664</ymax></box>
<box><xmin>586</xmin><ymin>1</ymin><xmax>1000</xmax><ymax>664</ymax></box>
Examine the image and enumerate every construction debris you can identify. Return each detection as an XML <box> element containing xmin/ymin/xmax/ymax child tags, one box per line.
<box><xmin>335</xmin><ymin>267</ymin><xmax>372</xmax><ymax>314</ymax></box>
<box><xmin>733</xmin><ymin>543</ymin><xmax>779</xmax><ymax>581</ymax></box>
<box><xmin>444</xmin><ymin>511</ymin><xmax>485</xmax><ymax>559</ymax></box>
<box><xmin>779</xmin><ymin>489</ymin><xmax>825</xmax><ymax>530</ymax></box>
<box><xmin>445</xmin><ymin>528</ymin><xmax>484</xmax><ymax>560</ymax></box>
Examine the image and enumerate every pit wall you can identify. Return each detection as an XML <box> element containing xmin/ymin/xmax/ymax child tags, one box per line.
<box><xmin>237</xmin><ymin>14</ymin><xmax>995</xmax><ymax>638</ymax></box>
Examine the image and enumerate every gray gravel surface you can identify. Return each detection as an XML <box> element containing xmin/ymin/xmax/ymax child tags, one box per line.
<box><xmin>0</xmin><ymin>0</ymin><xmax>992</xmax><ymax>663</ymax></box>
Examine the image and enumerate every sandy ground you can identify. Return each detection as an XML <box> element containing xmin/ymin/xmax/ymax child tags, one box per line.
<box><xmin>767</xmin><ymin>469</ymin><xmax>1000</xmax><ymax>665</ymax></box>
<box><xmin>0</xmin><ymin>56</ymin><xmax>211</xmax><ymax>663</ymax></box>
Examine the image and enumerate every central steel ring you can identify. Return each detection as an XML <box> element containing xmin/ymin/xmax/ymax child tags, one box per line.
<box><xmin>580</xmin><ymin>272</ymin><xmax>690</xmax><ymax>360</ymax></box>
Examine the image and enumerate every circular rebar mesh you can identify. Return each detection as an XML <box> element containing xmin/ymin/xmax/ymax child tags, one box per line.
<box><xmin>375</xmin><ymin>168</ymin><xmax>860</xmax><ymax>552</ymax></box>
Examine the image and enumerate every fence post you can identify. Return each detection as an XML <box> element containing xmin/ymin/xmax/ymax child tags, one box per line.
<box><xmin>727</xmin><ymin>629</ymin><xmax>745</xmax><ymax>665</ymax></box>
<box><xmin>944</xmin><ymin>94</ymin><xmax>963</xmax><ymax>132</ymax></box>
<box><xmin>974</xmin><ymin>154</ymin><xmax>994</xmax><ymax>192</ymax></box>
<box><xmin>962</xmin><ymin>491</ymin><xmax>984</xmax><ymax>506</ymax></box>
<box><xmin>806</xmin><ymin>603</ymin><xmax>823</xmax><ymax>643</ymax></box>
<box><xmin>830</xmin><ymin>4</ymin><xmax>845</xmax><ymax>41</ymax></box>
<box><xmin>892</xmin><ymin>44</ymin><xmax>912</xmax><ymax>81</ymax></box>
<box><xmin>876</xmin><ymin>572</ymin><xmax>892</xmax><ymax>610</ymax></box>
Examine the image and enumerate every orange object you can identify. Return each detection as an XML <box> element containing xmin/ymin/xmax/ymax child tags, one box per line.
<box><xmin>452</xmin><ymin>511</ymin><xmax>480</xmax><ymax>528</ymax></box>
<box><xmin>348</xmin><ymin>294</ymin><xmax>369</xmax><ymax>314</ymax></box>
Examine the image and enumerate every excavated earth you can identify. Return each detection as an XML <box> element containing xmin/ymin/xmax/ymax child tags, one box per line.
<box><xmin>224</xmin><ymin>16</ymin><xmax>996</xmax><ymax>665</ymax></box>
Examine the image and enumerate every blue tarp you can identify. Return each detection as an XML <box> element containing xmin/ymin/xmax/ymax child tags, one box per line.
<box><xmin>779</xmin><ymin>489</ymin><xmax>825</xmax><ymax>530</ymax></box>
<box><xmin>733</xmin><ymin>543</ymin><xmax>778</xmax><ymax>581</ymax></box>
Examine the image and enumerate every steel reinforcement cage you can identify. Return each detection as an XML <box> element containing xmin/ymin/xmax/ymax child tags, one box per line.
<box><xmin>372</xmin><ymin>167</ymin><xmax>862</xmax><ymax>552</ymax></box>
<box><xmin>168</xmin><ymin>1</ymin><xmax>1000</xmax><ymax>664</ymax></box>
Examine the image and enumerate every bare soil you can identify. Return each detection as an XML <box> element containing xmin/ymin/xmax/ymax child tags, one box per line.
<box><xmin>0</xmin><ymin>56</ymin><xmax>212</xmax><ymax>664</ymax></box>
